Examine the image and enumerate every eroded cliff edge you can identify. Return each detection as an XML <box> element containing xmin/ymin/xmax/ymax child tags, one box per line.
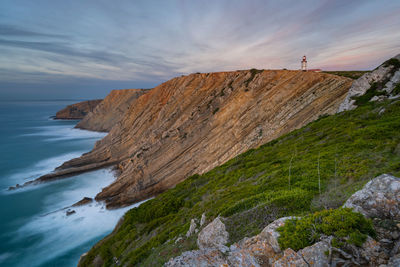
<box><xmin>25</xmin><ymin>70</ymin><xmax>352</xmax><ymax>208</ymax></box>
<box><xmin>55</xmin><ymin>99</ymin><xmax>102</xmax><ymax>119</ymax></box>
<box><xmin>75</xmin><ymin>89</ymin><xmax>148</xmax><ymax>132</ymax></box>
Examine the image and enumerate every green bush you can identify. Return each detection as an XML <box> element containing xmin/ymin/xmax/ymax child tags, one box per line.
<box><xmin>277</xmin><ymin>208</ymin><xmax>375</xmax><ymax>251</ymax></box>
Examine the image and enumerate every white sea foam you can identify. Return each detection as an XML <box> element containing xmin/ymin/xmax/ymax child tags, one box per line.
<box><xmin>21</xmin><ymin>125</ymin><xmax>107</xmax><ymax>141</ymax></box>
<box><xmin>12</xmin><ymin>169</ymin><xmax>147</xmax><ymax>267</ymax></box>
<box><xmin>3</xmin><ymin>152</ymin><xmax>84</xmax><ymax>188</ymax></box>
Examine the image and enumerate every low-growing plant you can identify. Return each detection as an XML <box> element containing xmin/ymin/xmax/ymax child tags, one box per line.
<box><xmin>277</xmin><ymin>208</ymin><xmax>375</xmax><ymax>251</ymax></box>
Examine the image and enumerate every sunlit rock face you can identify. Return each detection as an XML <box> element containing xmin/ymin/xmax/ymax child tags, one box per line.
<box><xmin>75</xmin><ymin>89</ymin><xmax>148</xmax><ymax>132</ymax></box>
<box><xmin>34</xmin><ymin>70</ymin><xmax>352</xmax><ymax>208</ymax></box>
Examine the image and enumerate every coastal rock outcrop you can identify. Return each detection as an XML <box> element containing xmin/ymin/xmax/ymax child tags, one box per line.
<box><xmin>22</xmin><ymin>70</ymin><xmax>352</xmax><ymax>208</ymax></box>
<box><xmin>75</xmin><ymin>89</ymin><xmax>148</xmax><ymax>132</ymax></box>
<box><xmin>55</xmin><ymin>99</ymin><xmax>102</xmax><ymax>119</ymax></box>
<box><xmin>338</xmin><ymin>54</ymin><xmax>400</xmax><ymax>112</ymax></box>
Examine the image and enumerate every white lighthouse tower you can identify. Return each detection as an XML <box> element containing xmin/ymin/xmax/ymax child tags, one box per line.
<box><xmin>301</xmin><ymin>55</ymin><xmax>307</xmax><ymax>71</ymax></box>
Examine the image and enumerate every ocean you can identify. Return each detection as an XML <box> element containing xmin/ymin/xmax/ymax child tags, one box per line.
<box><xmin>0</xmin><ymin>100</ymin><xmax>138</xmax><ymax>267</ymax></box>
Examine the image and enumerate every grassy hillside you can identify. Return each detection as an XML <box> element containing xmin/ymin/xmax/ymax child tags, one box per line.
<box><xmin>323</xmin><ymin>70</ymin><xmax>370</xmax><ymax>79</ymax></box>
<box><xmin>80</xmin><ymin>99</ymin><xmax>400</xmax><ymax>266</ymax></box>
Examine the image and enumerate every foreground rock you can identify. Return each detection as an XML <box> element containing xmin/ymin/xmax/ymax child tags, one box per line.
<box><xmin>55</xmin><ymin>99</ymin><xmax>102</xmax><ymax>119</ymax></box>
<box><xmin>197</xmin><ymin>217</ymin><xmax>229</xmax><ymax>251</ymax></box>
<box><xmin>75</xmin><ymin>89</ymin><xmax>148</xmax><ymax>132</ymax></box>
<box><xmin>27</xmin><ymin>70</ymin><xmax>351</xmax><ymax>208</ymax></box>
<box><xmin>343</xmin><ymin>173</ymin><xmax>400</xmax><ymax>220</ymax></box>
<box><xmin>166</xmin><ymin>174</ymin><xmax>400</xmax><ymax>266</ymax></box>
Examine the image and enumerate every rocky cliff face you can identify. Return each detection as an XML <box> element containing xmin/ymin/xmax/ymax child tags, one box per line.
<box><xmin>26</xmin><ymin>70</ymin><xmax>352</xmax><ymax>208</ymax></box>
<box><xmin>75</xmin><ymin>89</ymin><xmax>148</xmax><ymax>132</ymax></box>
<box><xmin>55</xmin><ymin>99</ymin><xmax>102</xmax><ymax>119</ymax></box>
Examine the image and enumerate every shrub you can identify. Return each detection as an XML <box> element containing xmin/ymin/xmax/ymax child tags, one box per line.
<box><xmin>277</xmin><ymin>208</ymin><xmax>375</xmax><ymax>251</ymax></box>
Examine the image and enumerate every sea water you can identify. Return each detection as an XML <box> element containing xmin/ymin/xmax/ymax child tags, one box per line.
<box><xmin>0</xmin><ymin>100</ymin><xmax>139</xmax><ymax>267</ymax></box>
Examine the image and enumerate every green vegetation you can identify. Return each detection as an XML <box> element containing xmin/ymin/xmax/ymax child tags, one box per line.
<box><xmin>383</xmin><ymin>58</ymin><xmax>400</xmax><ymax>70</ymax></box>
<box><xmin>393</xmin><ymin>83</ymin><xmax>400</xmax><ymax>96</ymax></box>
<box><xmin>324</xmin><ymin>71</ymin><xmax>370</xmax><ymax>80</ymax></box>
<box><xmin>81</xmin><ymin>99</ymin><xmax>400</xmax><ymax>266</ymax></box>
<box><xmin>244</xmin><ymin>68</ymin><xmax>263</xmax><ymax>87</ymax></box>
<box><xmin>352</xmin><ymin>81</ymin><xmax>388</xmax><ymax>106</ymax></box>
<box><xmin>277</xmin><ymin>208</ymin><xmax>375</xmax><ymax>251</ymax></box>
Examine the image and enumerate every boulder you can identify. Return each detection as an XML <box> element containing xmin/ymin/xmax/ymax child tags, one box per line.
<box><xmin>343</xmin><ymin>174</ymin><xmax>400</xmax><ymax>220</ymax></box>
<box><xmin>72</xmin><ymin>197</ymin><xmax>93</xmax><ymax>207</ymax></box>
<box><xmin>164</xmin><ymin>249</ymin><xmax>227</xmax><ymax>267</ymax></box>
<box><xmin>197</xmin><ymin>217</ymin><xmax>229</xmax><ymax>251</ymax></box>
<box><xmin>272</xmin><ymin>248</ymin><xmax>308</xmax><ymax>267</ymax></box>
<box><xmin>200</xmin><ymin>213</ymin><xmax>206</xmax><ymax>227</ymax></box>
<box><xmin>298</xmin><ymin>237</ymin><xmax>331</xmax><ymax>267</ymax></box>
<box><xmin>66</xmin><ymin>209</ymin><xmax>76</xmax><ymax>216</ymax></box>
<box><xmin>260</xmin><ymin>216</ymin><xmax>296</xmax><ymax>253</ymax></box>
<box><xmin>186</xmin><ymin>219</ymin><xmax>197</xmax><ymax>238</ymax></box>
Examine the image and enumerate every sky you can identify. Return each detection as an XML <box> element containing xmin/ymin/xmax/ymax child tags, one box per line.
<box><xmin>0</xmin><ymin>0</ymin><xmax>399</xmax><ymax>100</ymax></box>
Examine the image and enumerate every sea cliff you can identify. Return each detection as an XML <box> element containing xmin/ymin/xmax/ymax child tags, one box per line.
<box><xmin>28</xmin><ymin>69</ymin><xmax>352</xmax><ymax>208</ymax></box>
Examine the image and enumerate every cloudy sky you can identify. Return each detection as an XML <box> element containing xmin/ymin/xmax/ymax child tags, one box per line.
<box><xmin>1</xmin><ymin>0</ymin><xmax>399</xmax><ymax>99</ymax></box>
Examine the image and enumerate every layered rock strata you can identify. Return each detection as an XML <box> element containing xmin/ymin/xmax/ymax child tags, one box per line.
<box><xmin>22</xmin><ymin>70</ymin><xmax>352</xmax><ymax>208</ymax></box>
<box><xmin>75</xmin><ymin>89</ymin><xmax>148</xmax><ymax>132</ymax></box>
<box><xmin>55</xmin><ymin>99</ymin><xmax>102</xmax><ymax>119</ymax></box>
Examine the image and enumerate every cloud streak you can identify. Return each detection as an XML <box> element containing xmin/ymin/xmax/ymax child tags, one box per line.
<box><xmin>0</xmin><ymin>0</ymin><xmax>399</xmax><ymax>99</ymax></box>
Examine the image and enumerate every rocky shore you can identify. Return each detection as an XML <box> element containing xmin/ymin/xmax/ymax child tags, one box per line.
<box><xmin>54</xmin><ymin>99</ymin><xmax>102</xmax><ymax>119</ymax></box>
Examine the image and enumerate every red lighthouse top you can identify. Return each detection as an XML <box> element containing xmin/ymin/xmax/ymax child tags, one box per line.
<box><xmin>302</xmin><ymin>55</ymin><xmax>307</xmax><ymax>62</ymax></box>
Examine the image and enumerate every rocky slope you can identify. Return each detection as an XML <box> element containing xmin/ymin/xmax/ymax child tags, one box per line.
<box><xmin>78</xmin><ymin>90</ymin><xmax>400</xmax><ymax>266</ymax></box>
<box><xmin>54</xmin><ymin>99</ymin><xmax>102</xmax><ymax>119</ymax></box>
<box><xmin>339</xmin><ymin>54</ymin><xmax>400</xmax><ymax>112</ymax></box>
<box><xmin>20</xmin><ymin>69</ymin><xmax>352</xmax><ymax>207</ymax></box>
<box><xmin>75</xmin><ymin>89</ymin><xmax>148</xmax><ymax>132</ymax></box>
<box><xmin>165</xmin><ymin>174</ymin><xmax>400</xmax><ymax>267</ymax></box>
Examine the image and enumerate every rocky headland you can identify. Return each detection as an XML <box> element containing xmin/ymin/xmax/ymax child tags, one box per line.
<box><xmin>75</xmin><ymin>89</ymin><xmax>148</xmax><ymax>132</ymax></box>
<box><xmin>21</xmin><ymin>69</ymin><xmax>352</xmax><ymax>208</ymax></box>
<box><xmin>54</xmin><ymin>99</ymin><xmax>102</xmax><ymax>119</ymax></box>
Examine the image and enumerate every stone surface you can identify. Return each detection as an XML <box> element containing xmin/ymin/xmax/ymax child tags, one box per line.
<box><xmin>387</xmin><ymin>254</ymin><xmax>400</xmax><ymax>267</ymax></box>
<box><xmin>72</xmin><ymin>197</ymin><xmax>93</xmax><ymax>207</ymax></box>
<box><xmin>260</xmin><ymin>216</ymin><xmax>296</xmax><ymax>253</ymax></box>
<box><xmin>200</xmin><ymin>213</ymin><xmax>206</xmax><ymax>227</ymax></box>
<box><xmin>338</xmin><ymin>53</ymin><xmax>400</xmax><ymax>112</ymax></box>
<box><xmin>186</xmin><ymin>219</ymin><xmax>197</xmax><ymax>238</ymax></box>
<box><xmin>66</xmin><ymin>209</ymin><xmax>76</xmax><ymax>216</ymax></box>
<box><xmin>21</xmin><ymin>70</ymin><xmax>352</xmax><ymax>208</ymax></box>
<box><xmin>197</xmin><ymin>217</ymin><xmax>229</xmax><ymax>250</ymax></box>
<box><xmin>55</xmin><ymin>99</ymin><xmax>102</xmax><ymax>119</ymax></box>
<box><xmin>343</xmin><ymin>174</ymin><xmax>400</xmax><ymax>220</ymax></box>
<box><xmin>298</xmin><ymin>238</ymin><xmax>331</xmax><ymax>267</ymax></box>
<box><xmin>272</xmin><ymin>248</ymin><xmax>308</xmax><ymax>267</ymax></box>
<box><xmin>76</xmin><ymin>89</ymin><xmax>148</xmax><ymax>132</ymax></box>
<box><xmin>164</xmin><ymin>249</ymin><xmax>227</xmax><ymax>267</ymax></box>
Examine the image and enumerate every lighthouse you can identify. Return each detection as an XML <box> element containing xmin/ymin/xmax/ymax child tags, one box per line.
<box><xmin>301</xmin><ymin>55</ymin><xmax>307</xmax><ymax>71</ymax></box>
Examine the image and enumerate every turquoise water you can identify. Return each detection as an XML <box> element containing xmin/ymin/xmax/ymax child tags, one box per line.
<box><xmin>0</xmin><ymin>101</ymin><xmax>136</xmax><ymax>267</ymax></box>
